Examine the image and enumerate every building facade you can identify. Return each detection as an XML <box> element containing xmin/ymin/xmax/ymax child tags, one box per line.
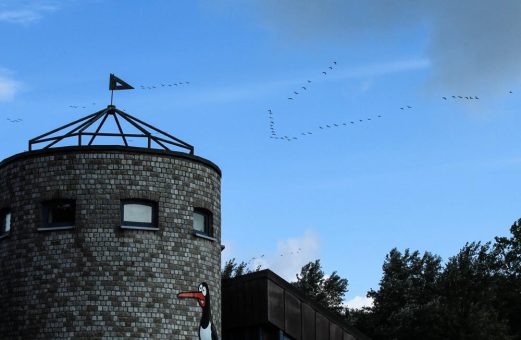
<box><xmin>222</xmin><ymin>270</ymin><xmax>369</xmax><ymax>340</ymax></box>
<box><xmin>0</xmin><ymin>107</ymin><xmax>222</xmax><ymax>338</ymax></box>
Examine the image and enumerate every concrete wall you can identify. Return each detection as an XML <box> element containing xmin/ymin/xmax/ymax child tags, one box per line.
<box><xmin>0</xmin><ymin>146</ymin><xmax>221</xmax><ymax>339</ymax></box>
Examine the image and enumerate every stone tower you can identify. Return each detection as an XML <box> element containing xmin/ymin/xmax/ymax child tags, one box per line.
<box><xmin>0</xmin><ymin>105</ymin><xmax>222</xmax><ymax>338</ymax></box>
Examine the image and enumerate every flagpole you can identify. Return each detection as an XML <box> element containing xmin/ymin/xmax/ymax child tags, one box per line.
<box><xmin>110</xmin><ymin>89</ymin><xmax>114</xmax><ymax>106</ymax></box>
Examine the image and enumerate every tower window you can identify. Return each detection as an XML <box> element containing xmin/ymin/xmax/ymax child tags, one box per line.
<box><xmin>193</xmin><ymin>208</ymin><xmax>212</xmax><ymax>237</ymax></box>
<box><xmin>121</xmin><ymin>200</ymin><xmax>158</xmax><ymax>230</ymax></box>
<box><xmin>41</xmin><ymin>200</ymin><xmax>75</xmax><ymax>229</ymax></box>
<box><xmin>0</xmin><ymin>209</ymin><xmax>11</xmax><ymax>236</ymax></box>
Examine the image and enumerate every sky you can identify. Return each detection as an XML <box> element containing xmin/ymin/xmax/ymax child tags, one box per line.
<box><xmin>1</xmin><ymin>0</ymin><xmax>521</xmax><ymax>309</ymax></box>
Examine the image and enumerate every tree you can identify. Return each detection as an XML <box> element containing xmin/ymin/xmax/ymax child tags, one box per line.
<box><xmin>221</xmin><ymin>258</ymin><xmax>260</xmax><ymax>279</ymax></box>
<box><xmin>436</xmin><ymin>242</ymin><xmax>512</xmax><ymax>340</ymax></box>
<box><xmin>292</xmin><ymin>259</ymin><xmax>348</xmax><ymax>315</ymax></box>
<box><xmin>365</xmin><ymin>248</ymin><xmax>443</xmax><ymax>340</ymax></box>
<box><xmin>492</xmin><ymin>219</ymin><xmax>521</xmax><ymax>338</ymax></box>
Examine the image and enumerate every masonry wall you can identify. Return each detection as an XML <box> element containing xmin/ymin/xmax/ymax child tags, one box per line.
<box><xmin>0</xmin><ymin>146</ymin><xmax>221</xmax><ymax>339</ymax></box>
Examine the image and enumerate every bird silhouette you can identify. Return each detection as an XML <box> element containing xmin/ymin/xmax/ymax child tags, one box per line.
<box><xmin>288</xmin><ymin>97</ymin><xmax>294</xmax><ymax>100</ymax></box>
<box><xmin>442</xmin><ymin>97</ymin><xmax>447</xmax><ymax>100</ymax></box>
<box><xmin>302</xmin><ymin>86</ymin><xmax>307</xmax><ymax>90</ymax></box>
<box><xmin>177</xmin><ymin>283</ymin><xmax>219</xmax><ymax>340</ymax></box>
<box><xmin>407</xmin><ymin>106</ymin><xmax>412</xmax><ymax>108</ymax></box>
<box><xmin>333</xmin><ymin>61</ymin><xmax>337</xmax><ymax>65</ymax></box>
<box><xmin>294</xmin><ymin>91</ymin><xmax>299</xmax><ymax>95</ymax></box>
<box><xmin>307</xmin><ymin>80</ymin><xmax>312</xmax><ymax>83</ymax></box>
<box><xmin>322</xmin><ymin>72</ymin><xmax>327</xmax><ymax>75</ymax></box>
<box><xmin>328</xmin><ymin>66</ymin><xmax>333</xmax><ymax>70</ymax></box>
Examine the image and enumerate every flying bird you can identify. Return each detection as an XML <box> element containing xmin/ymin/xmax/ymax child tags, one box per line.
<box><xmin>294</xmin><ymin>91</ymin><xmax>299</xmax><ymax>95</ymax></box>
<box><xmin>329</xmin><ymin>66</ymin><xmax>333</xmax><ymax>70</ymax></box>
<box><xmin>333</xmin><ymin>61</ymin><xmax>337</xmax><ymax>65</ymax></box>
<box><xmin>307</xmin><ymin>80</ymin><xmax>312</xmax><ymax>83</ymax></box>
<box><xmin>407</xmin><ymin>106</ymin><xmax>412</xmax><ymax>108</ymax></box>
<box><xmin>288</xmin><ymin>97</ymin><xmax>294</xmax><ymax>100</ymax></box>
<box><xmin>442</xmin><ymin>97</ymin><xmax>447</xmax><ymax>100</ymax></box>
<box><xmin>302</xmin><ymin>86</ymin><xmax>307</xmax><ymax>90</ymax></box>
<box><xmin>322</xmin><ymin>72</ymin><xmax>327</xmax><ymax>75</ymax></box>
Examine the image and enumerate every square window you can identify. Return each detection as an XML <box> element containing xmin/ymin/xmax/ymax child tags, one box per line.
<box><xmin>193</xmin><ymin>208</ymin><xmax>212</xmax><ymax>236</ymax></box>
<box><xmin>121</xmin><ymin>200</ymin><xmax>158</xmax><ymax>229</ymax></box>
<box><xmin>1</xmin><ymin>209</ymin><xmax>11</xmax><ymax>236</ymax></box>
<box><xmin>41</xmin><ymin>200</ymin><xmax>75</xmax><ymax>229</ymax></box>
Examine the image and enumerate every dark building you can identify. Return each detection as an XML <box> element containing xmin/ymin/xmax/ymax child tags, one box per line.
<box><xmin>222</xmin><ymin>270</ymin><xmax>369</xmax><ymax>340</ymax></box>
<box><xmin>0</xmin><ymin>105</ymin><xmax>222</xmax><ymax>338</ymax></box>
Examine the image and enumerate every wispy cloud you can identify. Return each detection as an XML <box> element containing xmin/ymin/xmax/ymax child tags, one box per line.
<box><xmin>345</xmin><ymin>295</ymin><xmax>374</xmax><ymax>310</ymax></box>
<box><xmin>253</xmin><ymin>230</ymin><xmax>320</xmax><ymax>282</ymax></box>
<box><xmin>216</xmin><ymin>0</ymin><xmax>521</xmax><ymax>94</ymax></box>
<box><xmin>0</xmin><ymin>72</ymin><xmax>21</xmax><ymax>101</ymax></box>
<box><xmin>332</xmin><ymin>58</ymin><xmax>431</xmax><ymax>81</ymax></box>
<box><xmin>0</xmin><ymin>1</ymin><xmax>60</xmax><ymax>25</ymax></box>
<box><xmin>173</xmin><ymin>58</ymin><xmax>429</xmax><ymax>106</ymax></box>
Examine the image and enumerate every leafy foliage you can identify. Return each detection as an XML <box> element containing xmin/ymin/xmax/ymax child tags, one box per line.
<box><xmin>292</xmin><ymin>259</ymin><xmax>348</xmax><ymax>314</ymax></box>
<box><xmin>349</xmin><ymin>219</ymin><xmax>521</xmax><ymax>340</ymax></box>
<box><xmin>221</xmin><ymin>258</ymin><xmax>260</xmax><ymax>279</ymax></box>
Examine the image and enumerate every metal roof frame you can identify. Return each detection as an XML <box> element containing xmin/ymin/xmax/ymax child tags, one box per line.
<box><xmin>28</xmin><ymin>105</ymin><xmax>194</xmax><ymax>154</ymax></box>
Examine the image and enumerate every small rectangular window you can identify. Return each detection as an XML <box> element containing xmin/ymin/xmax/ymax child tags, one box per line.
<box><xmin>121</xmin><ymin>200</ymin><xmax>158</xmax><ymax>230</ymax></box>
<box><xmin>41</xmin><ymin>200</ymin><xmax>75</xmax><ymax>229</ymax></box>
<box><xmin>193</xmin><ymin>208</ymin><xmax>212</xmax><ymax>236</ymax></box>
<box><xmin>1</xmin><ymin>209</ymin><xmax>11</xmax><ymax>236</ymax></box>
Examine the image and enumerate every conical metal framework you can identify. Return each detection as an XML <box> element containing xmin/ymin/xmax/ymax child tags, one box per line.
<box><xmin>28</xmin><ymin>105</ymin><xmax>194</xmax><ymax>154</ymax></box>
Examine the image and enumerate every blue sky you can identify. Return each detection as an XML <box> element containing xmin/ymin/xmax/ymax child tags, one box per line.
<box><xmin>1</xmin><ymin>0</ymin><xmax>521</xmax><ymax>308</ymax></box>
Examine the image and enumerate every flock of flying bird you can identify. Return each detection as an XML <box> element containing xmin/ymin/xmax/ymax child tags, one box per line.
<box><xmin>5</xmin><ymin>118</ymin><xmax>23</xmax><ymax>123</ymax></box>
<box><xmin>267</xmin><ymin>61</ymin><xmax>516</xmax><ymax>142</ymax></box>
<box><xmin>138</xmin><ymin>81</ymin><xmax>190</xmax><ymax>90</ymax></box>
<box><xmin>245</xmin><ymin>247</ymin><xmax>303</xmax><ymax>267</ymax></box>
<box><xmin>1</xmin><ymin>69</ymin><xmax>517</xmax><ymax>138</ymax></box>
<box><xmin>62</xmin><ymin>81</ymin><xmax>192</xmax><ymax>110</ymax></box>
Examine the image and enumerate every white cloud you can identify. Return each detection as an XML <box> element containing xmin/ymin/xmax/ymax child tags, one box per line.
<box><xmin>263</xmin><ymin>230</ymin><xmax>321</xmax><ymax>282</ymax></box>
<box><xmin>0</xmin><ymin>1</ymin><xmax>60</xmax><ymax>25</ymax></box>
<box><xmin>0</xmin><ymin>74</ymin><xmax>20</xmax><ymax>102</ymax></box>
<box><xmin>345</xmin><ymin>295</ymin><xmax>374</xmax><ymax>310</ymax></box>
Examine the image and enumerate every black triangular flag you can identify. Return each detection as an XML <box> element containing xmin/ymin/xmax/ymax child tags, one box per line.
<box><xmin>109</xmin><ymin>74</ymin><xmax>134</xmax><ymax>91</ymax></box>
